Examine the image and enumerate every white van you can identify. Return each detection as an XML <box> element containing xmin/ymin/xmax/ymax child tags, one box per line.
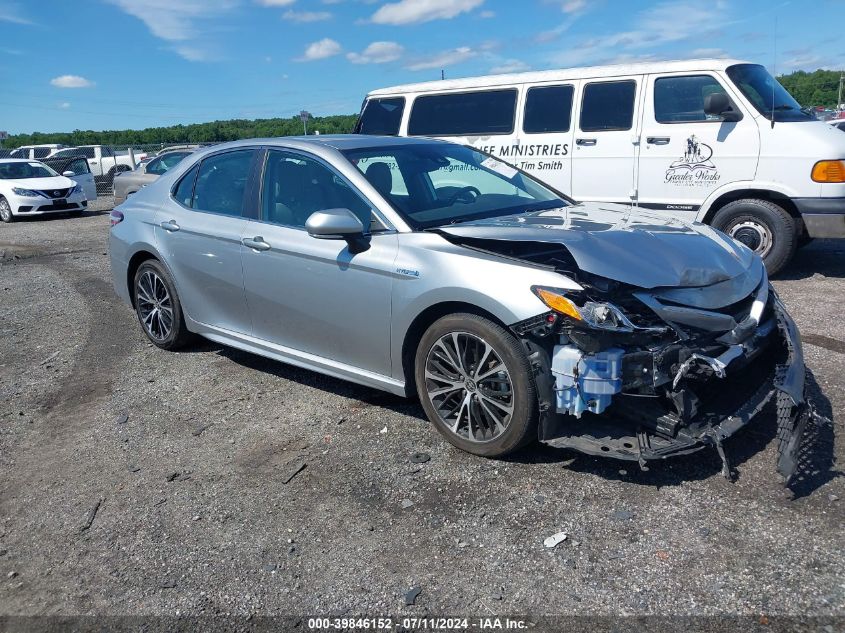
<box><xmin>8</xmin><ymin>144</ymin><xmax>66</xmax><ymax>160</ymax></box>
<box><xmin>356</xmin><ymin>59</ymin><xmax>845</xmax><ymax>274</ymax></box>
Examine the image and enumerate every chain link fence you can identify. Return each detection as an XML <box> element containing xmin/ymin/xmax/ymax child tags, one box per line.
<box><xmin>0</xmin><ymin>143</ymin><xmax>218</xmax><ymax>210</ymax></box>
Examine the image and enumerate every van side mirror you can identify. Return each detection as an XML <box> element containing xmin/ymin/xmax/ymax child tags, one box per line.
<box><xmin>704</xmin><ymin>93</ymin><xmax>741</xmax><ymax>122</ymax></box>
<box><xmin>306</xmin><ymin>208</ymin><xmax>365</xmax><ymax>239</ymax></box>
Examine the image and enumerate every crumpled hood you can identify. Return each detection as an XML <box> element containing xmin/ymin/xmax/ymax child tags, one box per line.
<box><xmin>438</xmin><ymin>202</ymin><xmax>757</xmax><ymax>289</ymax></box>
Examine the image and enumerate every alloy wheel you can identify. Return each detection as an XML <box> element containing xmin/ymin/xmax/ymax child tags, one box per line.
<box><xmin>424</xmin><ymin>331</ymin><xmax>514</xmax><ymax>443</ymax></box>
<box><xmin>136</xmin><ymin>269</ymin><xmax>174</xmax><ymax>342</ymax></box>
<box><xmin>0</xmin><ymin>199</ymin><xmax>11</xmax><ymax>222</ymax></box>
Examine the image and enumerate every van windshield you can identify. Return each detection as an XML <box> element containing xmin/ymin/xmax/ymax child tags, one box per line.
<box><xmin>726</xmin><ymin>63</ymin><xmax>814</xmax><ymax>122</ymax></box>
<box><xmin>343</xmin><ymin>143</ymin><xmax>569</xmax><ymax>229</ymax></box>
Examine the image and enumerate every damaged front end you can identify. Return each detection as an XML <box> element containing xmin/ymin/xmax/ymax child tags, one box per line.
<box><xmin>508</xmin><ymin>253</ymin><xmax>807</xmax><ymax>483</ymax></box>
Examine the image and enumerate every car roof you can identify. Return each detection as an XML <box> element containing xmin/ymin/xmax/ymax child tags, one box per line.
<box><xmin>367</xmin><ymin>58</ymin><xmax>751</xmax><ymax>96</ymax></box>
<box><xmin>0</xmin><ymin>158</ymin><xmax>41</xmax><ymax>164</ymax></box>
<box><xmin>195</xmin><ymin>135</ymin><xmax>449</xmax><ymax>154</ymax></box>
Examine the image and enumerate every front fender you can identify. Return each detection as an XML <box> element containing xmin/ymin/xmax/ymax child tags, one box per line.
<box><xmin>696</xmin><ymin>180</ymin><xmax>801</xmax><ymax>222</ymax></box>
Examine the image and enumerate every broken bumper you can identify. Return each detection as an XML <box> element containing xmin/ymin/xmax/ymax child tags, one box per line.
<box><xmin>539</xmin><ymin>296</ymin><xmax>807</xmax><ymax>482</ymax></box>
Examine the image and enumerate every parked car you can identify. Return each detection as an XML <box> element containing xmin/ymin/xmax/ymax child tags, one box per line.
<box><xmin>113</xmin><ymin>149</ymin><xmax>194</xmax><ymax>205</ymax></box>
<box><xmin>0</xmin><ymin>158</ymin><xmax>87</xmax><ymax>222</ymax></box>
<box><xmin>356</xmin><ymin>58</ymin><xmax>845</xmax><ymax>275</ymax></box>
<box><xmin>50</xmin><ymin>145</ymin><xmax>148</xmax><ymax>181</ymax></box>
<box><xmin>109</xmin><ymin>136</ymin><xmax>807</xmax><ymax>482</ymax></box>
<box><xmin>40</xmin><ymin>155</ymin><xmax>97</xmax><ymax>201</ymax></box>
<box><xmin>8</xmin><ymin>144</ymin><xmax>66</xmax><ymax>160</ymax></box>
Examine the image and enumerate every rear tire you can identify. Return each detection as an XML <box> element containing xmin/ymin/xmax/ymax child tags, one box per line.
<box><xmin>132</xmin><ymin>259</ymin><xmax>192</xmax><ymax>350</ymax></box>
<box><xmin>0</xmin><ymin>197</ymin><xmax>14</xmax><ymax>223</ymax></box>
<box><xmin>711</xmin><ymin>198</ymin><xmax>796</xmax><ymax>276</ymax></box>
<box><xmin>414</xmin><ymin>313</ymin><xmax>538</xmax><ymax>457</ymax></box>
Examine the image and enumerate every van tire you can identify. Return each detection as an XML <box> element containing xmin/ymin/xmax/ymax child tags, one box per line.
<box><xmin>711</xmin><ymin>199</ymin><xmax>796</xmax><ymax>276</ymax></box>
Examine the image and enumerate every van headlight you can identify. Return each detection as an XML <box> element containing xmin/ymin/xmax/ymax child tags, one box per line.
<box><xmin>532</xmin><ymin>286</ymin><xmax>641</xmax><ymax>332</ymax></box>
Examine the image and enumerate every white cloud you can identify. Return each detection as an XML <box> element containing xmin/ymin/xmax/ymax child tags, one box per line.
<box><xmin>58</xmin><ymin>102</ymin><xmax>71</xmax><ymax>109</ymax></box>
<box><xmin>283</xmin><ymin>9</ymin><xmax>332</xmax><ymax>21</ymax></box>
<box><xmin>489</xmin><ymin>59</ymin><xmax>530</xmax><ymax>74</ymax></box>
<box><xmin>297</xmin><ymin>38</ymin><xmax>342</xmax><ymax>61</ymax></box>
<box><xmin>689</xmin><ymin>48</ymin><xmax>730</xmax><ymax>58</ymax></box>
<box><xmin>478</xmin><ymin>10</ymin><xmax>494</xmax><ymax>18</ymax></box>
<box><xmin>0</xmin><ymin>1</ymin><xmax>33</xmax><ymax>24</ymax></box>
<box><xmin>347</xmin><ymin>41</ymin><xmax>404</xmax><ymax>64</ymax></box>
<box><xmin>371</xmin><ymin>0</ymin><xmax>483</xmax><ymax>25</ymax></box>
<box><xmin>50</xmin><ymin>75</ymin><xmax>95</xmax><ymax>89</ymax></box>
<box><xmin>256</xmin><ymin>0</ymin><xmax>296</xmax><ymax>5</ymax></box>
<box><xmin>173</xmin><ymin>45</ymin><xmax>219</xmax><ymax>61</ymax></box>
<box><xmin>559</xmin><ymin>0</ymin><xmax>586</xmax><ymax>13</ymax></box>
<box><xmin>106</xmin><ymin>0</ymin><xmax>236</xmax><ymax>41</ymax></box>
<box><xmin>406</xmin><ymin>46</ymin><xmax>476</xmax><ymax>71</ymax></box>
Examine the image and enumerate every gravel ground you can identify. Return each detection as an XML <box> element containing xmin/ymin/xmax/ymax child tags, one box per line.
<box><xmin>0</xmin><ymin>200</ymin><xmax>843</xmax><ymax>626</ymax></box>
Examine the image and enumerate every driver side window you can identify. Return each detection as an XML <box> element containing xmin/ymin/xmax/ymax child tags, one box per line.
<box><xmin>427</xmin><ymin>157</ymin><xmax>522</xmax><ymax>202</ymax></box>
<box><xmin>261</xmin><ymin>150</ymin><xmax>374</xmax><ymax>230</ymax></box>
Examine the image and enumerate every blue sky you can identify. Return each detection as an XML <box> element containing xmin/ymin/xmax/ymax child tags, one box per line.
<box><xmin>0</xmin><ymin>0</ymin><xmax>841</xmax><ymax>134</ymax></box>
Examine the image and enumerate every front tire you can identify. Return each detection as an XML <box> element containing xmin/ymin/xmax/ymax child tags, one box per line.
<box><xmin>711</xmin><ymin>198</ymin><xmax>796</xmax><ymax>276</ymax></box>
<box><xmin>414</xmin><ymin>313</ymin><xmax>538</xmax><ymax>457</ymax></box>
<box><xmin>133</xmin><ymin>259</ymin><xmax>192</xmax><ymax>350</ymax></box>
<box><xmin>0</xmin><ymin>197</ymin><xmax>14</xmax><ymax>223</ymax></box>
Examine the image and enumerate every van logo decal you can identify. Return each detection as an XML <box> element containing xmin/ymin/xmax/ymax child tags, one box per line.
<box><xmin>664</xmin><ymin>135</ymin><xmax>720</xmax><ymax>187</ymax></box>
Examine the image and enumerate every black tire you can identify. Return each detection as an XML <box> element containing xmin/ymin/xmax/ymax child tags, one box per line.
<box><xmin>132</xmin><ymin>259</ymin><xmax>193</xmax><ymax>350</ymax></box>
<box><xmin>414</xmin><ymin>313</ymin><xmax>538</xmax><ymax>457</ymax></box>
<box><xmin>0</xmin><ymin>196</ymin><xmax>14</xmax><ymax>223</ymax></box>
<box><xmin>710</xmin><ymin>198</ymin><xmax>796</xmax><ymax>276</ymax></box>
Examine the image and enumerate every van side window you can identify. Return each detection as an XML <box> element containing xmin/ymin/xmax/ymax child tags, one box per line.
<box><xmin>355</xmin><ymin>98</ymin><xmax>405</xmax><ymax>135</ymax></box>
<box><xmin>523</xmin><ymin>85</ymin><xmax>574</xmax><ymax>134</ymax></box>
<box><xmin>408</xmin><ymin>89</ymin><xmax>517</xmax><ymax>136</ymax></box>
<box><xmin>580</xmin><ymin>81</ymin><xmax>637</xmax><ymax>132</ymax></box>
<box><xmin>654</xmin><ymin>75</ymin><xmax>729</xmax><ymax>123</ymax></box>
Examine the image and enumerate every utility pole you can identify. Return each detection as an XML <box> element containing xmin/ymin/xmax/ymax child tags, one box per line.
<box><xmin>299</xmin><ymin>110</ymin><xmax>312</xmax><ymax>135</ymax></box>
<box><xmin>839</xmin><ymin>72</ymin><xmax>844</xmax><ymax>109</ymax></box>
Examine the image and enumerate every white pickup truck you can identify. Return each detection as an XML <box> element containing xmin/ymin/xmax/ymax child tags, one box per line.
<box><xmin>49</xmin><ymin>145</ymin><xmax>148</xmax><ymax>181</ymax></box>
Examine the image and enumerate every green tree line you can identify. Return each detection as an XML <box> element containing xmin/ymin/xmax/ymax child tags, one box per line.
<box><xmin>3</xmin><ymin>114</ymin><xmax>359</xmax><ymax>149</ymax></box>
<box><xmin>777</xmin><ymin>69</ymin><xmax>843</xmax><ymax>108</ymax></box>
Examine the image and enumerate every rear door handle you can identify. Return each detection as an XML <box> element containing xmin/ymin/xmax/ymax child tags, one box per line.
<box><xmin>160</xmin><ymin>220</ymin><xmax>180</xmax><ymax>232</ymax></box>
<box><xmin>646</xmin><ymin>136</ymin><xmax>671</xmax><ymax>145</ymax></box>
<box><xmin>576</xmin><ymin>138</ymin><xmax>597</xmax><ymax>146</ymax></box>
<box><xmin>242</xmin><ymin>236</ymin><xmax>271</xmax><ymax>251</ymax></box>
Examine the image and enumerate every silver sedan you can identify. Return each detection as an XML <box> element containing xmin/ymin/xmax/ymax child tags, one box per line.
<box><xmin>112</xmin><ymin>149</ymin><xmax>193</xmax><ymax>205</ymax></box>
<box><xmin>108</xmin><ymin>136</ymin><xmax>808</xmax><ymax>481</ymax></box>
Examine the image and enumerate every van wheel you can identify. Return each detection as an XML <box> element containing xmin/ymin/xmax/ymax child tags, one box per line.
<box><xmin>414</xmin><ymin>313</ymin><xmax>538</xmax><ymax>458</ymax></box>
<box><xmin>711</xmin><ymin>199</ymin><xmax>796</xmax><ymax>276</ymax></box>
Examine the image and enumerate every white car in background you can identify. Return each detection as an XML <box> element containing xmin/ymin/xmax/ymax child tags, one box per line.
<box><xmin>0</xmin><ymin>159</ymin><xmax>88</xmax><ymax>222</ymax></box>
<box><xmin>8</xmin><ymin>144</ymin><xmax>66</xmax><ymax>160</ymax></box>
<box><xmin>50</xmin><ymin>145</ymin><xmax>147</xmax><ymax>181</ymax></box>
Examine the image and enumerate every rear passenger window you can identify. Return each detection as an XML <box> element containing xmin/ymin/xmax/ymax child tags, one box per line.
<box><xmin>173</xmin><ymin>164</ymin><xmax>199</xmax><ymax>208</ymax></box>
<box><xmin>408</xmin><ymin>89</ymin><xmax>517</xmax><ymax>136</ymax></box>
<box><xmin>524</xmin><ymin>85</ymin><xmax>574</xmax><ymax>133</ymax></box>
<box><xmin>355</xmin><ymin>97</ymin><xmax>405</xmax><ymax>135</ymax></box>
<box><xmin>654</xmin><ymin>75</ymin><xmax>728</xmax><ymax>123</ymax></box>
<box><xmin>193</xmin><ymin>150</ymin><xmax>255</xmax><ymax>216</ymax></box>
<box><xmin>580</xmin><ymin>81</ymin><xmax>637</xmax><ymax>132</ymax></box>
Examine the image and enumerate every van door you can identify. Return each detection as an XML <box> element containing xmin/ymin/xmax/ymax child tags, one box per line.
<box><xmin>570</xmin><ymin>77</ymin><xmax>642</xmax><ymax>203</ymax></box>
<box><xmin>513</xmin><ymin>82</ymin><xmax>576</xmax><ymax>195</ymax></box>
<box><xmin>637</xmin><ymin>73</ymin><xmax>758</xmax><ymax>220</ymax></box>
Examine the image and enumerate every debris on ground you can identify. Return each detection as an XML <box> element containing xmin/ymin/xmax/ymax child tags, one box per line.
<box><xmin>160</xmin><ymin>580</ymin><xmax>177</xmax><ymax>589</ymax></box>
<box><xmin>166</xmin><ymin>472</ymin><xmax>180</xmax><ymax>482</ymax></box>
<box><xmin>829</xmin><ymin>494</ymin><xmax>839</xmax><ymax>502</ymax></box>
<box><xmin>404</xmin><ymin>586</ymin><xmax>422</xmax><ymax>606</ymax></box>
<box><xmin>39</xmin><ymin>351</ymin><xmax>60</xmax><ymax>366</ymax></box>
<box><xmin>491</xmin><ymin>589</ymin><xmax>504</xmax><ymax>601</ymax></box>
<box><xmin>613</xmin><ymin>510</ymin><xmax>634</xmax><ymax>521</ymax></box>
<box><xmin>80</xmin><ymin>498</ymin><xmax>103</xmax><ymax>532</ymax></box>
<box><xmin>282</xmin><ymin>460</ymin><xmax>307</xmax><ymax>484</ymax></box>
<box><xmin>113</xmin><ymin>412</ymin><xmax>129</xmax><ymax>425</ymax></box>
<box><xmin>410</xmin><ymin>452</ymin><xmax>430</xmax><ymax>464</ymax></box>
<box><xmin>401</xmin><ymin>499</ymin><xmax>414</xmax><ymax>509</ymax></box>
<box><xmin>192</xmin><ymin>515</ymin><xmax>201</xmax><ymax>522</ymax></box>
<box><xmin>7</xmin><ymin>571</ymin><xmax>18</xmax><ymax>579</ymax></box>
<box><xmin>191</xmin><ymin>423</ymin><xmax>212</xmax><ymax>437</ymax></box>
<box><xmin>656</xmin><ymin>550</ymin><xmax>670</xmax><ymax>561</ymax></box>
<box><xmin>379</xmin><ymin>426</ymin><xmax>388</xmax><ymax>434</ymax></box>
<box><xmin>543</xmin><ymin>531</ymin><xmax>568</xmax><ymax>548</ymax></box>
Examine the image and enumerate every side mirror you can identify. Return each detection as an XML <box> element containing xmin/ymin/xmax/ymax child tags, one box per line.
<box><xmin>305</xmin><ymin>208</ymin><xmax>365</xmax><ymax>240</ymax></box>
<box><xmin>62</xmin><ymin>170</ymin><xmax>75</xmax><ymax>177</ymax></box>
<box><xmin>704</xmin><ymin>92</ymin><xmax>741</xmax><ymax>122</ymax></box>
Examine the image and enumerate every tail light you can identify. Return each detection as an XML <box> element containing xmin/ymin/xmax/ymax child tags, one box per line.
<box><xmin>110</xmin><ymin>210</ymin><xmax>124</xmax><ymax>226</ymax></box>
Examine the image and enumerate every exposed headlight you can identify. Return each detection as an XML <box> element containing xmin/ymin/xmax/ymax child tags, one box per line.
<box><xmin>12</xmin><ymin>187</ymin><xmax>41</xmax><ymax>197</ymax></box>
<box><xmin>531</xmin><ymin>286</ymin><xmax>642</xmax><ymax>332</ymax></box>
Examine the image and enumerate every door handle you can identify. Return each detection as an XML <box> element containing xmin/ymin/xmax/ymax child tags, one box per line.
<box><xmin>646</xmin><ymin>136</ymin><xmax>671</xmax><ymax>145</ymax></box>
<box><xmin>160</xmin><ymin>220</ymin><xmax>180</xmax><ymax>232</ymax></box>
<box><xmin>576</xmin><ymin>138</ymin><xmax>597</xmax><ymax>146</ymax></box>
<box><xmin>242</xmin><ymin>236</ymin><xmax>271</xmax><ymax>251</ymax></box>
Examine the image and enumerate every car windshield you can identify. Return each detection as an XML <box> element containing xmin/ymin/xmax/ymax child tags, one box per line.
<box><xmin>726</xmin><ymin>63</ymin><xmax>814</xmax><ymax>122</ymax></box>
<box><xmin>343</xmin><ymin>143</ymin><xmax>568</xmax><ymax>229</ymax></box>
<box><xmin>0</xmin><ymin>161</ymin><xmax>60</xmax><ymax>180</ymax></box>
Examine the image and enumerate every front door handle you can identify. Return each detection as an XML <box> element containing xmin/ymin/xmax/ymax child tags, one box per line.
<box><xmin>160</xmin><ymin>220</ymin><xmax>180</xmax><ymax>232</ymax></box>
<box><xmin>242</xmin><ymin>236</ymin><xmax>271</xmax><ymax>251</ymax></box>
<box><xmin>646</xmin><ymin>136</ymin><xmax>671</xmax><ymax>145</ymax></box>
<box><xmin>576</xmin><ymin>138</ymin><xmax>597</xmax><ymax>146</ymax></box>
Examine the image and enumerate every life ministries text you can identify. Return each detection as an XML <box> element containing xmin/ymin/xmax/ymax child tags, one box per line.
<box><xmin>475</xmin><ymin>143</ymin><xmax>569</xmax><ymax>158</ymax></box>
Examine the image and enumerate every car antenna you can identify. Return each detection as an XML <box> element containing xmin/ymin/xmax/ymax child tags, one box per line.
<box><xmin>770</xmin><ymin>16</ymin><xmax>777</xmax><ymax>129</ymax></box>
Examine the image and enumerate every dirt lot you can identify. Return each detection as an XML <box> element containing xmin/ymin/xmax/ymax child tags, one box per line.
<box><xmin>0</xmin><ymin>202</ymin><xmax>843</xmax><ymax>626</ymax></box>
